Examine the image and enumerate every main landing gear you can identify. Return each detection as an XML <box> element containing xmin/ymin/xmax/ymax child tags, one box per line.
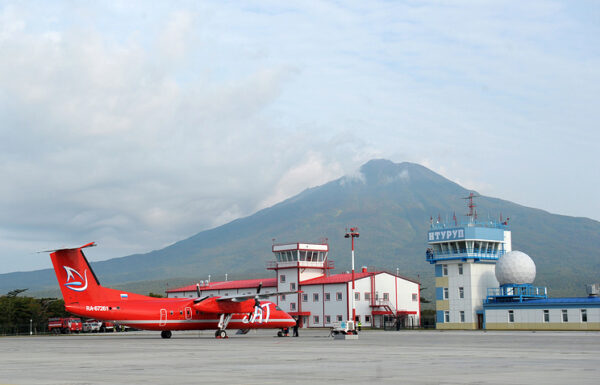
<box><xmin>161</xmin><ymin>330</ymin><xmax>172</xmax><ymax>339</ymax></box>
<box><xmin>215</xmin><ymin>329</ymin><xmax>227</xmax><ymax>338</ymax></box>
<box><xmin>215</xmin><ymin>314</ymin><xmax>233</xmax><ymax>339</ymax></box>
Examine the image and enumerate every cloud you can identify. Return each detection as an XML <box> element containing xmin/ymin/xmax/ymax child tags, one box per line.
<box><xmin>383</xmin><ymin>169</ymin><xmax>409</xmax><ymax>185</ymax></box>
<box><xmin>1</xmin><ymin>1</ymin><xmax>599</xmax><ymax>272</ymax></box>
<box><xmin>261</xmin><ymin>152</ymin><xmax>344</xmax><ymax>208</ymax></box>
<box><xmin>339</xmin><ymin>170</ymin><xmax>366</xmax><ymax>187</ymax></box>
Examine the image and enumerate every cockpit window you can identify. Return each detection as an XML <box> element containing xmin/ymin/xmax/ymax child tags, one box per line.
<box><xmin>275</xmin><ymin>306</ymin><xmax>282</xmax><ymax>311</ymax></box>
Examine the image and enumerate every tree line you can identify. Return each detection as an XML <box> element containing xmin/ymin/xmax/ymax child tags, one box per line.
<box><xmin>0</xmin><ymin>289</ymin><xmax>70</xmax><ymax>335</ymax></box>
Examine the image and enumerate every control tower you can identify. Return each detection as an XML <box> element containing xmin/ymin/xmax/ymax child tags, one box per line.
<box><xmin>267</xmin><ymin>242</ymin><xmax>334</xmax><ymax>318</ymax></box>
<box><xmin>425</xmin><ymin>194</ymin><xmax>511</xmax><ymax>329</ymax></box>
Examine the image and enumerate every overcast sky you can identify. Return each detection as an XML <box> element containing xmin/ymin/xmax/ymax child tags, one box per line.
<box><xmin>1</xmin><ymin>1</ymin><xmax>598</xmax><ymax>273</ymax></box>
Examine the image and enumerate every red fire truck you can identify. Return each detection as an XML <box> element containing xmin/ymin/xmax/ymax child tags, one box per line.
<box><xmin>48</xmin><ymin>317</ymin><xmax>83</xmax><ymax>334</ymax></box>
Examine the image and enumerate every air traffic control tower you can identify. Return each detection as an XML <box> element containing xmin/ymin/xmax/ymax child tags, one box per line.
<box><xmin>425</xmin><ymin>194</ymin><xmax>511</xmax><ymax>329</ymax></box>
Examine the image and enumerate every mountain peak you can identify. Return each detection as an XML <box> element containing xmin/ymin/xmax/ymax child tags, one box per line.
<box><xmin>355</xmin><ymin>159</ymin><xmax>442</xmax><ymax>187</ymax></box>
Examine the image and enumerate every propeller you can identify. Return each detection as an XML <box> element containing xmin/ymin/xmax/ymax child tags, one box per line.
<box><xmin>193</xmin><ymin>283</ymin><xmax>210</xmax><ymax>303</ymax></box>
<box><xmin>249</xmin><ymin>282</ymin><xmax>263</xmax><ymax>321</ymax></box>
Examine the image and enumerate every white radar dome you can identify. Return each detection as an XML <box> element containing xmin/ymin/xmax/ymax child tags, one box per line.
<box><xmin>495</xmin><ymin>250</ymin><xmax>536</xmax><ymax>285</ymax></box>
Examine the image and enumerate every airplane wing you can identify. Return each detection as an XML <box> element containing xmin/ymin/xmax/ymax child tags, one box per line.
<box><xmin>216</xmin><ymin>290</ymin><xmax>300</xmax><ymax>302</ymax></box>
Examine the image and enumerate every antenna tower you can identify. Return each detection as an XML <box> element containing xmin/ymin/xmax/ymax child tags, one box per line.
<box><xmin>462</xmin><ymin>192</ymin><xmax>480</xmax><ymax>220</ymax></box>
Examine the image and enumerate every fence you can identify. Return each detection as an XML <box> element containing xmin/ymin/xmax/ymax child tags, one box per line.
<box><xmin>0</xmin><ymin>321</ymin><xmax>50</xmax><ymax>336</ymax></box>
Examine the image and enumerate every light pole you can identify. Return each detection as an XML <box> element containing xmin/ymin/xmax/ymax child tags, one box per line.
<box><xmin>344</xmin><ymin>227</ymin><xmax>359</xmax><ymax>323</ymax></box>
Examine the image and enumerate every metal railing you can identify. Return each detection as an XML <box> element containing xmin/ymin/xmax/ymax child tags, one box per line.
<box><xmin>429</xmin><ymin>220</ymin><xmax>509</xmax><ymax>230</ymax></box>
<box><xmin>266</xmin><ymin>260</ymin><xmax>335</xmax><ymax>269</ymax></box>
<box><xmin>485</xmin><ymin>285</ymin><xmax>547</xmax><ymax>303</ymax></box>
<box><xmin>425</xmin><ymin>249</ymin><xmax>504</xmax><ymax>261</ymax></box>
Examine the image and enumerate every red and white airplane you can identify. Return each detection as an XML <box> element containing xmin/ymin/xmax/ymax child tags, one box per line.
<box><xmin>47</xmin><ymin>242</ymin><xmax>297</xmax><ymax>338</ymax></box>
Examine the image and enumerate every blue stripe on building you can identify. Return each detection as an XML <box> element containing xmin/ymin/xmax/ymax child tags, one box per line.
<box><xmin>436</xmin><ymin>311</ymin><xmax>445</xmax><ymax>323</ymax></box>
<box><xmin>436</xmin><ymin>287</ymin><xmax>444</xmax><ymax>300</ymax></box>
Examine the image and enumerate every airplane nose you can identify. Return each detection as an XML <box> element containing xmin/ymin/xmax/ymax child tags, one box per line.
<box><xmin>285</xmin><ymin>313</ymin><xmax>296</xmax><ymax>326</ymax></box>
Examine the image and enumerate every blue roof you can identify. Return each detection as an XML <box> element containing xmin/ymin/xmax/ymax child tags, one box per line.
<box><xmin>484</xmin><ymin>296</ymin><xmax>600</xmax><ymax>308</ymax></box>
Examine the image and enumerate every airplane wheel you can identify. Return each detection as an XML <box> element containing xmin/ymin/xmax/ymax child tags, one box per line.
<box><xmin>161</xmin><ymin>330</ymin><xmax>172</xmax><ymax>339</ymax></box>
<box><xmin>277</xmin><ymin>331</ymin><xmax>283</xmax><ymax>337</ymax></box>
<box><xmin>216</xmin><ymin>329</ymin><xmax>227</xmax><ymax>339</ymax></box>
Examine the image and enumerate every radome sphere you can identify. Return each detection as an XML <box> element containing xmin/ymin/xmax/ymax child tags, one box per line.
<box><xmin>495</xmin><ymin>250</ymin><xmax>536</xmax><ymax>285</ymax></box>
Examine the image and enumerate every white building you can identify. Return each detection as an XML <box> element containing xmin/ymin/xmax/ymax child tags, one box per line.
<box><xmin>167</xmin><ymin>242</ymin><xmax>421</xmax><ymax>328</ymax></box>
<box><xmin>426</xmin><ymin>217</ymin><xmax>510</xmax><ymax>329</ymax></box>
<box><xmin>482</xmin><ymin>253</ymin><xmax>600</xmax><ymax>330</ymax></box>
<box><xmin>426</xmin><ymin>197</ymin><xmax>600</xmax><ymax>331</ymax></box>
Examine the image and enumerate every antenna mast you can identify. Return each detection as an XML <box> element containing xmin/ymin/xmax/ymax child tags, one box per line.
<box><xmin>462</xmin><ymin>193</ymin><xmax>480</xmax><ymax>222</ymax></box>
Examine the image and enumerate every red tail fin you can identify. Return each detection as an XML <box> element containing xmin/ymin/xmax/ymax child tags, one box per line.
<box><xmin>49</xmin><ymin>242</ymin><xmax>104</xmax><ymax>305</ymax></box>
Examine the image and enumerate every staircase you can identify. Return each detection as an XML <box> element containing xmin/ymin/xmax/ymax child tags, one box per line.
<box><xmin>370</xmin><ymin>299</ymin><xmax>400</xmax><ymax>330</ymax></box>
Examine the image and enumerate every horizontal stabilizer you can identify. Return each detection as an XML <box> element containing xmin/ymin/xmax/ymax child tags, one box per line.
<box><xmin>39</xmin><ymin>242</ymin><xmax>97</xmax><ymax>253</ymax></box>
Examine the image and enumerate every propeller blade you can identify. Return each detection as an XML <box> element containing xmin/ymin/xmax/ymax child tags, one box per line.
<box><xmin>196</xmin><ymin>283</ymin><xmax>201</xmax><ymax>297</ymax></box>
<box><xmin>193</xmin><ymin>295</ymin><xmax>210</xmax><ymax>303</ymax></box>
<box><xmin>256</xmin><ymin>282</ymin><xmax>262</xmax><ymax>295</ymax></box>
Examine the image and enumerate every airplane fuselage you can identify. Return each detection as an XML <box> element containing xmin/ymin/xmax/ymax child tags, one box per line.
<box><xmin>66</xmin><ymin>298</ymin><xmax>292</xmax><ymax>331</ymax></box>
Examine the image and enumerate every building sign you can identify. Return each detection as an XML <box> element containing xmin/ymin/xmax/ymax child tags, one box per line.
<box><xmin>428</xmin><ymin>228</ymin><xmax>465</xmax><ymax>242</ymax></box>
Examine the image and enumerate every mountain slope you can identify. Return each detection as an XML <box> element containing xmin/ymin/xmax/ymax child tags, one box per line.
<box><xmin>2</xmin><ymin>159</ymin><xmax>599</xmax><ymax>298</ymax></box>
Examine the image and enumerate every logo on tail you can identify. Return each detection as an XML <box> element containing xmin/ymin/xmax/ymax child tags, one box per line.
<box><xmin>63</xmin><ymin>266</ymin><xmax>88</xmax><ymax>292</ymax></box>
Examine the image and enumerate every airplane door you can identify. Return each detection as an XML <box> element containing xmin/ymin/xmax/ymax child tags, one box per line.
<box><xmin>185</xmin><ymin>307</ymin><xmax>192</xmax><ymax>320</ymax></box>
<box><xmin>160</xmin><ymin>309</ymin><xmax>167</xmax><ymax>326</ymax></box>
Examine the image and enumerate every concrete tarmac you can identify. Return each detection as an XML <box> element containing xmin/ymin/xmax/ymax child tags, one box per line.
<box><xmin>1</xmin><ymin>329</ymin><xmax>599</xmax><ymax>384</ymax></box>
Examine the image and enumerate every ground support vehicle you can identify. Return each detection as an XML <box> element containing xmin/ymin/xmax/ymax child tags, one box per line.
<box><xmin>48</xmin><ymin>317</ymin><xmax>82</xmax><ymax>334</ymax></box>
<box><xmin>330</xmin><ymin>320</ymin><xmax>358</xmax><ymax>336</ymax></box>
<box><xmin>82</xmin><ymin>319</ymin><xmax>102</xmax><ymax>332</ymax></box>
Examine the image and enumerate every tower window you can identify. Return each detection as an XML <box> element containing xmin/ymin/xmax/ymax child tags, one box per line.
<box><xmin>355</xmin><ymin>292</ymin><xmax>360</xmax><ymax>301</ymax></box>
<box><xmin>543</xmin><ymin>310</ymin><xmax>549</xmax><ymax>323</ymax></box>
<box><xmin>562</xmin><ymin>309</ymin><xmax>568</xmax><ymax>322</ymax></box>
<box><xmin>508</xmin><ymin>310</ymin><xmax>514</xmax><ymax>323</ymax></box>
<box><xmin>460</xmin><ymin>311</ymin><xmax>465</xmax><ymax>323</ymax></box>
<box><xmin>290</xmin><ymin>282</ymin><xmax>296</xmax><ymax>290</ymax></box>
<box><xmin>459</xmin><ymin>287</ymin><xmax>464</xmax><ymax>299</ymax></box>
<box><xmin>313</xmin><ymin>293</ymin><xmax>319</xmax><ymax>302</ymax></box>
<box><xmin>444</xmin><ymin>311</ymin><xmax>449</xmax><ymax>323</ymax></box>
<box><xmin>336</xmin><ymin>292</ymin><xmax>343</xmax><ymax>301</ymax></box>
<box><xmin>443</xmin><ymin>288</ymin><xmax>449</xmax><ymax>300</ymax></box>
<box><xmin>581</xmin><ymin>309</ymin><xmax>588</xmax><ymax>323</ymax></box>
<box><xmin>290</xmin><ymin>302</ymin><xmax>296</xmax><ymax>311</ymax></box>
<box><xmin>302</xmin><ymin>294</ymin><xmax>308</xmax><ymax>302</ymax></box>
<box><xmin>458</xmin><ymin>264</ymin><xmax>463</xmax><ymax>275</ymax></box>
<box><xmin>442</xmin><ymin>264</ymin><xmax>448</xmax><ymax>276</ymax></box>
<box><xmin>325</xmin><ymin>292</ymin><xmax>331</xmax><ymax>301</ymax></box>
<box><xmin>280</xmin><ymin>275</ymin><xmax>286</xmax><ymax>283</ymax></box>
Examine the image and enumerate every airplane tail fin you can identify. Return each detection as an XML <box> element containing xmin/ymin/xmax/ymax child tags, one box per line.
<box><xmin>48</xmin><ymin>242</ymin><xmax>105</xmax><ymax>305</ymax></box>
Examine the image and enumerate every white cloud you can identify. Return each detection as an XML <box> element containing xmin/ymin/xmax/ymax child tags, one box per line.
<box><xmin>261</xmin><ymin>153</ymin><xmax>344</xmax><ymax>208</ymax></box>
<box><xmin>0</xmin><ymin>0</ymin><xmax>599</xmax><ymax>272</ymax></box>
